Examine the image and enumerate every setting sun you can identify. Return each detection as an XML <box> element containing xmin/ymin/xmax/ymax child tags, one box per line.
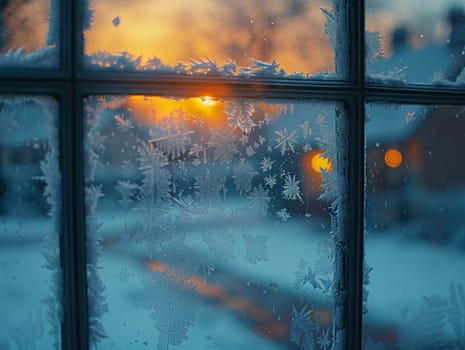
<box><xmin>200</xmin><ymin>96</ymin><xmax>217</xmax><ymax>106</ymax></box>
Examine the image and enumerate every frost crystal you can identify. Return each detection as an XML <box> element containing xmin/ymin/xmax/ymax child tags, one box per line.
<box><xmin>239</xmin><ymin>59</ymin><xmax>286</xmax><ymax>77</ymax></box>
<box><xmin>9</xmin><ymin>309</ymin><xmax>44</xmax><ymax>350</ymax></box>
<box><xmin>233</xmin><ymin>159</ymin><xmax>257</xmax><ymax>194</ymax></box>
<box><xmin>224</xmin><ymin>100</ymin><xmax>257</xmax><ymax>134</ymax></box>
<box><xmin>116</xmin><ymin>180</ymin><xmax>139</xmax><ymax>208</ymax></box>
<box><xmin>195</xmin><ymin>170</ymin><xmax>226</xmax><ymax>203</ymax></box>
<box><xmin>365</xmin><ymin>31</ymin><xmax>384</xmax><ymax>63</ymax></box>
<box><xmin>114</xmin><ymin>114</ymin><xmax>134</xmax><ymax>131</ymax></box>
<box><xmin>276</xmin><ymin>208</ymin><xmax>291</xmax><ymax>222</ymax></box>
<box><xmin>264</xmin><ymin>174</ymin><xmax>277</xmax><ymax>189</ymax></box>
<box><xmin>247</xmin><ymin>185</ymin><xmax>270</xmax><ymax>217</ymax></box>
<box><xmin>207</xmin><ymin>128</ymin><xmax>238</xmax><ymax>164</ymax></box>
<box><xmin>137</xmin><ymin>143</ymin><xmax>171</xmax><ymax>201</ymax></box>
<box><xmin>274</xmin><ymin>128</ymin><xmax>298</xmax><ymax>155</ymax></box>
<box><xmin>396</xmin><ymin>283</ymin><xmax>465</xmax><ymax>349</ymax></box>
<box><xmin>300</xmin><ymin>121</ymin><xmax>313</xmax><ymax>139</ymax></box>
<box><xmin>317</xmin><ymin>329</ymin><xmax>331</xmax><ymax>350</ymax></box>
<box><xmin>290</xmin><ymin>305</ymin><xmax>318</xmax><ymax>350</ymax></box>
<box><xmin>282</xmin><ymin>174</ymin><xmax>303</xmax><ymax>201</ymax></box>
<box><xmin>143</xmin><ymin>273</ymin><xmax>199</xmax><ymax>350</ymax></box>
<box><xmin>260</xmin><ymin>157</ymin><xmax>274</xmax><ymax>172</ymax></box>
<box><xmin>149</xmin><ymin>115</ymin><xmax>194</xmax><ymax>159</ymax></box>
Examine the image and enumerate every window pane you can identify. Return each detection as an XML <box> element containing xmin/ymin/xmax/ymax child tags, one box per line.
<box><xmin>83</xmin><ymin>0</ymin><xmax>346</xmax><ymax>78</ymax></box>
<box><xmin>84</xmin><ymin>95</ymin><xmax>341</xmax><ymax>349</ymax></box>
<box><xmin>366</xmin><ymin>1</ymin><xmax>465</xmax><ymax>86</ymax></box>
<box><xmin>0</xmin><ymin>96</ymin><xmax>61</xmax><ymax>348</ymax></box>
<box><xmin>0</xmin><ymin>0</ymin><xmax>60</xmax><ymax>68</ymax></box>
<box><xmin>364</xmin><ymin>103</ymin><xmax>465</xmax><ymax>349</ymax></box>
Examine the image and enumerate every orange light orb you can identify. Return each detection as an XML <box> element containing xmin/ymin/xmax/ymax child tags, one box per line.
<box><xmin>311</xmin><ymin>152</ymin><xmax>332</xmax><ymax>173</ymax></box>
<box><xmin>384</xmin><ymin>148</ymin><xmax>402</xmax><ymax>168</ymax></box>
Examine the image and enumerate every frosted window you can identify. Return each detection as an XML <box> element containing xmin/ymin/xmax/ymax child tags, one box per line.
<box><xmin>364</xmin><ymin>103</ymin><xmax>465</xmax><ymax>349</ymax></box>
<box><xmin>0</xmin><ymin>96</ymin><xmax>61</xmax><ymax>349</ymax></box>
<box><xmin>366</xmin><ymin>1</ymin><xmax>465</xmax><ymax>86</ymax></box>
<box><xmin>0</xmin><ymin>0</ymin><xmax>59</xmax><ymax>68</ymax></box>
<box><xmin>84</xmin><ymin>95</ymin><xmax>341</xmax><ymax>349</ymax></box>
<box><xmin>83</xmin><ymin>0</ymin><xmax>345</xmax><ymax>78</ymax></box>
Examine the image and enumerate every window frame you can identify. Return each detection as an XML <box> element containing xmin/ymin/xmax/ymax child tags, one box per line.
<box><xmin>0</xmin><ymin>0</ymin><xmax>464</xmax><ymax>349</ymax></box>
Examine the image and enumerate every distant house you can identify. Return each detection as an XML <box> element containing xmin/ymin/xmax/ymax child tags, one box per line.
<box><xmin>0</xmin><ymin>99</ymin><xmax>54</xmax><ymax>215</ymax></box>
<box><xmin>366</xmin><ymin>8</ymin><xmax>465</xmax><ymax>235</ymax></box>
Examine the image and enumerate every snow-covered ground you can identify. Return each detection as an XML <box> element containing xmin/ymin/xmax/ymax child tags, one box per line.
<box><xmin>1</xmin><ymin>201</ymin><xmax>465</xmax><ymax>349</ymax></box>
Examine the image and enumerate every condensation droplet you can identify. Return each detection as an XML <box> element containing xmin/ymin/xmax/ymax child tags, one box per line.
<box><xmin>112</xmin><ymin>16</ymin><xmax>121</xmax><ymax>27</ymax></box>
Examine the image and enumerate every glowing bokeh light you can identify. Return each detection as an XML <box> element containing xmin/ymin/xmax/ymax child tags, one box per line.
<box><xmin>384</xmin><ymin>148</ymin><xmax>402</xmax><ymax>168</ymax></box>
<box><xmin>311</xmin><ymin>152</ymin><xmax>332</xmax><ymax>173</ymax></box>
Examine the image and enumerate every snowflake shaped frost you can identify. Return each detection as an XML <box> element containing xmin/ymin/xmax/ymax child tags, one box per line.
<box><xmin>195</xmin><ymin>170</ymin><xmax>226</xmax><ymax>203</ymax></box>
<box><xmin>290</xmin><ymin>305</ymin><xmax>318</xmax><ymax>350</ymax></box>
<box><xmin>282</xmin><ymin>174</ymin><xmax>303</xmax><ymax>201</ymax></box>
<box><xmin>247</xmin><ymin>185</ymin><xmax>271</xmax><ymax>217</ymax></box>
<box><xmin>264</xmin><ymin>174</ymin><xmax>277</xmax><ymax>189</ymax></box>
<box><xmin>276</xmin><ymin>208</ymin><xmax>291</xmax><ymax>222</ymax></box>
<box><xmin>207</xmin><ymin>128</ymin><xmax>238</xmax><ymax>164</ymax></box>
<box><xmin>233</xmin><ymin>159</ymin><xmax>257</xmax><ymax>194</ymax></box>
<box><xmin>224</xmin><ymin>100</ymin><xmax>256</xmax><ymax>134</ymax></box>
<box><xmin>300</xmin><ymin>121</ymin><xmax>313</xmax><ymax>139</ymax></box>
<box><xmin>317</xmin><ymin>329</ymin><xmax>331</xmax><ymax>350</ymax></box>
<box><xmin>274</xmin><ymin>128</ymin><xmax>298</xmax><ymax>155</ymax></box>
<box><xmin>114</xmin><ymin>114</ymin><xmax>134</xmax><ymax>131</ymax></box>
<box><xmin>260</xmin><ymin>157</ymin><xmax>274</xmax><ymax>172</ymax></box>
<box><xmin>246</xmin><ymin>146</ymin><xmax>255</xmax><ymax>157</ymax></box>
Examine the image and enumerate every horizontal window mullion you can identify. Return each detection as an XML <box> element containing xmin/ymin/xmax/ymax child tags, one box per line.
<box><xmin>74</xmin><ymin>80</ymin><xmax>359</xmax><ymax>100</ymax></box>
<box><xmin>0</xmin><ymin>80</ymin><xmax>463</xmax><ymax>107</ymax></box>
<box><xmin>366</xmin><ymin>86</ymin><xmax>465</xmax><ymax>105</ymax></box>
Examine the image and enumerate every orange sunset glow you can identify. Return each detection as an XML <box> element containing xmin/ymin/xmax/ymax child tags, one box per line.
<box><xmin>84</xmin><ymin>0</ymin><xmax>335</xmax><ymax>74</ymax></box>
<box><xmin>126</xmin><ymin>95</ymin><xmax>226</xmax><ymax>126</ymax></box>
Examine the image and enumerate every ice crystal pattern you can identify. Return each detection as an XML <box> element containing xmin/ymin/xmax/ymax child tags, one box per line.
<box><xmin>396</xmin><ymin>283</ymin><xmax>465</xmax><ymax>349</ymax></box>
<box><xmin>290</xmin><ymin>305</ymin><xmax>318</xmax><ymax>350</ymax></box>
<box><xmin>282</xmin><ymin>174</ymin><xmax>303</xmax><ymax>201</ymax></box>
<box><xmin>144</xmin><ymin>274</ymin><xmax>199</xmax><ymax>350</ymax></box>
<box><xmin>233</xmin><ymin>159</ymin><xmax>257</xmax><ymax>194</ymax></box>
<box><xmin>247</xmin><ymin>185</ymin><xmax>271</xmax><ymax>217</ymax></box>
<box><xmin>274</xmin><ymin>128</ymin><xmax>298</xmax><ymax>155</ymax></box>
<box><xmin>83</xmin><ymin>96</ymin><xmax>339</xmax><ymax>349</ymax></box>
<box><xmin>207</xmin><ymin>128</ymin><xmax>238</xmax><ymax>164</ymax></box>
<box><xmin>224</xmin><ymin>100</ymin><xmax>256</xmax><ymax>134</ymax></box>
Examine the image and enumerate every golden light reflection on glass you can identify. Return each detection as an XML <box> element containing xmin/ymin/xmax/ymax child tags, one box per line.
<box><xmin>384</xmin><ymin>148</ymin><xmax>403</xmax><ymax>168</ymax></box>
<box><xmin>127</xmin><ymin>95</ymin><xmax>227</xmax><ymax>127</ymax></box>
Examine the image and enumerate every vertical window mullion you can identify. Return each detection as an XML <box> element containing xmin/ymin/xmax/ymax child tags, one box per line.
<box><xmin>72</xmin><ymin>0</ymin><xmax>90</xmax><ymax>347</ymax></box>
<box><xmin>60</xmin><ymin>0</ymin><xmax>75</xmax><ymax>348</ymax></box>
<box><xmin>345</xmin><ymin>0</ymin><xmax>365</xmax><ymax>349</ymax></box>
<box><xmin>61</xmin><ymin>0</ymin><xmax>90</xmax><ymax>349</ymax></box>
